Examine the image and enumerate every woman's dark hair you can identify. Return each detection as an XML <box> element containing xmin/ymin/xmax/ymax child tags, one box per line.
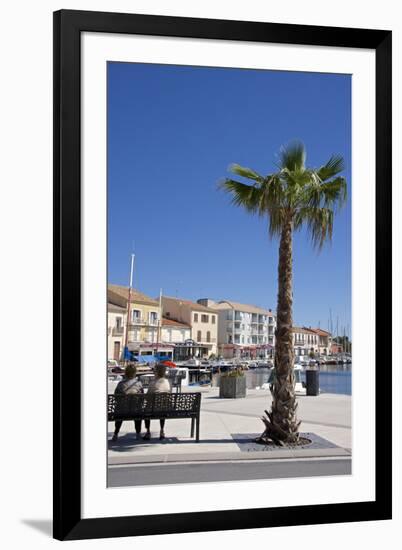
<box><xmin>125</xmin><ymin>364</ymin><xmax>137</xmax><ymax>378</ymax></box>
<box><xmin>155</xmin><ymin>363</ymin><xmax>167</xmax><ymax>378</ymax></box>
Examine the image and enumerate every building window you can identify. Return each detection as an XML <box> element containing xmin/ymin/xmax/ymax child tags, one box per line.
<box><xmin>212</xmin><ymin>315</ymin><xmax>216</xmax><ymax>324</ymax></box>
<box><xmin>113</xmin><ymin>341</ymin><xmax>120</xmax><ymax>361</ymax></box>
<box><xmin>201</xmin><ymin>314</ymin><xmax>209</xmax><ymax>323</ymax></box>
<box><xmin>132</xmin><ymin>309</ymin><xmax>141</xmax><ymax>323</ymax></box>
<box><xmin>149</xmin><ymin>311</ymin><xmax>158</xmax><ymax>325</ymax></box>
<box><xmin>206</xmin><ymin>331</ymin><xmax>211</xmax><ymax>342</ymax></box>
<box><xmin>115</xmin><ymin>316</ymin><xmax>122</xmax><ymax>328</ymax></box>
<box><xmin>194</xmin><ymin>313</ymin><xmax>198</xmax><ymax>322</ymax></box>
<box><xmin>197</xmin><ymin>330</ymin><xmax>202</xmax><ymax>342</ymax></box>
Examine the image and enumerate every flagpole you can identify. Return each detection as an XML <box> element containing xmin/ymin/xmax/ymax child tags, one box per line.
<box><xmin>124</xmin><ymin>253</ymin><xmax>135</xmax><ymax>361</ymax></box>
<box><xmin>156</xmin><ymin>288</ymin><xmax>162</xmax><ymax>357</ymax></box>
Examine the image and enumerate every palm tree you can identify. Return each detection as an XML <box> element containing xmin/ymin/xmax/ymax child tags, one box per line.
<box><xmin>220</xmin><ymin>141</ymin><xmax>347</xmax><ymax>445</ymax></box>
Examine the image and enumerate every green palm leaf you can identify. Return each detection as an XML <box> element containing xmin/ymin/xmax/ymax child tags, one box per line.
<box><xmin>317</xmin><ymin>155</ymin><xmax>345</xmax><ymax>182</ymax></box>
<box><xmin>229</xmin><ymin>163</ymin><xmax>264</xmax><ymax>183</ymax></box>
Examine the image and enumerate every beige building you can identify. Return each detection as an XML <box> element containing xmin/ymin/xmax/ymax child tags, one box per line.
<box><xmin>107</xmin><ymin>299</ymin><xmax>126</xmax><ymax>361</ymax></box>
<box><xmin>161</xmin><ymin>317</ymin><xmax>191</xmax><ymax>344</ymax></box>
<box><xmin>161</xmin><ymin>296</ymin><xmax>218</xmax><ymax>357</ymax></box>
<box><xmin>310</xmin><ymin>328</ymin><xmax>332</xmax><ymax>355</ymax></box>
<box><xmin>108</xmin><ymin>285</ymin><xmax>173</xmax><ymax>359</ymax></box>
<box><xmin>198</xmin><ymin>298</ymin><xmax>276</xmax><ymax>359</ymax></box>
<box><xmin>292</xmin><ymin>327</ymin><xmax>319</xmax><ymax>357</ymax></box>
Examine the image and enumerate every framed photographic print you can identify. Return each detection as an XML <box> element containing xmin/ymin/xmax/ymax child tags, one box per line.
<box><xmin>53</xmin><ymin>9</ymin><xmax>392</xmax><ymax>541</ymax></box>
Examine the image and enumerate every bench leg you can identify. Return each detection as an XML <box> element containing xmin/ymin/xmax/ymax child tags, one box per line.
<box><xmin>196</xmin><ymin>416</ymin><xmax>200</xmax><ymax>442</ymax></box>
<box><xmin>190</xmin><ymin>417</ymin><xmax>195</xmax><ymax>438</ymax></box>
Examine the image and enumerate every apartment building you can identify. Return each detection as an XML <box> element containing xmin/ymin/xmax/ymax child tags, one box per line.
<box><xmin>310</xmin><ymin>328</ymin><xmax>332</xmax><ymax>355</ymax></box>
<box><xmin>161</xmin><ymin>296</ymin><xmax>218</xmax><ymax>356</ymax></box>
<box><xmin>161</xmin><ymin>318</ymin><xmax>191</xmax><ymax>344</ymax></box>
<box><xmin>108</xmin><ymin>285</ymin><xmax>171</xmax><ymax>359</ymax></box>
<box><xmin>292</xmin><ymin>326</ymin><xmax>319</xmax><ymax>357</ymax></box>
<box><xmin>198</xmin><ymin>299</ymin><xmax>276</xmax><ymax>359</ymax></box>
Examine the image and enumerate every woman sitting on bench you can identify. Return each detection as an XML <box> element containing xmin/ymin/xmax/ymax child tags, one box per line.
<box><xmin>142</xmin><ymin>363</ymin><xmax>171</xmax><ymax>441</ymax></box>
<box><xmin>112</xmin><ymin>363</ymin><xmax>143</xmax><ymax>441</ymax></box>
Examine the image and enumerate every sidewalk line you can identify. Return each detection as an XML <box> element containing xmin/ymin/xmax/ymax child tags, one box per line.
<box><xmin>109</xmin><ymin>456</ymin><xmax>352</xmax><ymax>469</ymax></box>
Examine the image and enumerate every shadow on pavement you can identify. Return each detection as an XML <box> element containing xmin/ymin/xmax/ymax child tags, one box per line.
<box><xmin>108</xmin><ymin>434</ymin><xmax>245</xmax><ymax>452</ymax></box>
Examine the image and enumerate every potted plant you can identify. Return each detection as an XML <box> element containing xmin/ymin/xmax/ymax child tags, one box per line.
<box><xmin>219</xmin><ymin>368</ymin><xmax>247</xmax><ymax>398</ymax></box>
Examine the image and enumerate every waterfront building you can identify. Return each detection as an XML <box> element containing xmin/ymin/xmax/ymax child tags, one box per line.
<box><xmin>108</xmin><ymin>285</ymin><xmax>174</xmax><ymax>359</ymax></box>
<box><xmin>292</xmin><ymin>326</ymin><xmax>320</xmax><ymax>357</ymax></box>
<box><xmin>197</xmin><ymin>299</ymin><xmax>276</xmax><ymax>359</ymax></box>
<box><xmin>107</xmin><ymin>298</ymin><xmax>126</xmax><ymax>361</ymax></box>
<box><xmin>161</xmin><ymin>296</ymin><xmax>218</xmax><ymax>357</ymax></box>
<box><xmin>310</xmin><ymin>328</ymin><xmax>332</xmax><ymax>355</ymax></box>
<box><xmin>161</xmin><ymin>317</ymin><xmax>191</xmax><ymax>344</ymax></box>
<box><xmin>331</xmin><ymin>341</ymin><xmax>343</xmax><ymax>354</ymax></box>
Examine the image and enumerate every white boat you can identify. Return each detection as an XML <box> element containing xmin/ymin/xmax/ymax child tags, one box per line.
<box><xmin>180</xmin><ymin>358</ymin><xmax>201</xmax><ymax>367</ymax></box>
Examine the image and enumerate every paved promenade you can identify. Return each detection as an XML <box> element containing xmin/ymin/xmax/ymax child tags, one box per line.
<box><xmin>108</xmin><ymin>386</ymin><xmax>351</xmax><ymax>468</ymax></box>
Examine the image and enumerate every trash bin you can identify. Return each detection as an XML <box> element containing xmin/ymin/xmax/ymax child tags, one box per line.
<box><xmin>305</xmin><ymin>367</ymin><xmax>320</xmax><ymax>396</ymax></box>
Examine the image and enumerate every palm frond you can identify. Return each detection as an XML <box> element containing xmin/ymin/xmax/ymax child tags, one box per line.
<box><xmin>279</xmin><ymin>141</ymin><xmax>306</xmax><ymax>172</ymax></box>
<box><xmin>316</xmin><ymin>155</ymin><xmax>345</xmax><ymax>182</ymax></box>
<box><xmin>218</xmin><ymin>178</ymin><xmax>264</xmax><ymax>214</ymax></box>
<box><xmin>320</xmin><ymin>177</ymin><xmax>347</xmax><ymax>209</ymax></box>
<box><xmin>229</xmin><ymin>163</ymin><xmax>264</xmax><ymax>183</ymax></box>
<box><xmin>295</xmin><ymin>207</ymin><xmax>334</xmax><ymax>249</ymax></box>
<box><xmin>295</xmin><ymin>174</ymin><xmax>347</xmax><ymax>211</ymax></box>
<box><xmin>268</xmin><ymin>206</ymin><xmax>288</xmax><ymax>238</ymax></box>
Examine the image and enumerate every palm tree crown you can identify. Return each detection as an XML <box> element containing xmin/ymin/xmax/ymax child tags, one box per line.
<box><xmin>220</xmin><ymin>141</ymin><xmax>346</xmax><ymax>248</ymax></box>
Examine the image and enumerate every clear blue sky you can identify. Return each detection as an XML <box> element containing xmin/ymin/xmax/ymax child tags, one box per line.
<box><xmin>108</xmin><ymin>62</ymin><xmax>351</xmax><ymax>337</ymax></box>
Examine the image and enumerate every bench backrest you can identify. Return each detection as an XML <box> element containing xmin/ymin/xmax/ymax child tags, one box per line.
<box><xmin>108</xmin><ymin>392</ymin><xmax>201</xmax><ymax>418</ymax></box>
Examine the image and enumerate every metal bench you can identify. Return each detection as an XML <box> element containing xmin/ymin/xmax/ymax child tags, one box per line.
<box><xmin>108</xmin><ymin>392</ymin><xmax>201</xmax><ymax>441</ymax></box>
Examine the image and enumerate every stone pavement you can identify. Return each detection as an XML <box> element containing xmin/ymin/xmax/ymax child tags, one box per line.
<box><xmin>108</xmin><ymin>386</ymin><xmax>351</xmax><ymax>465</ymax></box>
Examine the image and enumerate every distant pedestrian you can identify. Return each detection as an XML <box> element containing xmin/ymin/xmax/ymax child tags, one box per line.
<box><xmin>142</xmin><ymin>363</ymin><xmax>171</xmax><ymax>440</ymax></box>
<box><xmin>112</xmin><ymin>363</ymin><xmax>143</xmax><ymax>441</ymax></box>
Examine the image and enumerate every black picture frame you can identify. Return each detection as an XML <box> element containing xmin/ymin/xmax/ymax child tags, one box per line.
<box><xmin>53</xmin><ymin>9</ymin><xmax>392</xmax><ymax>541</ymax></box>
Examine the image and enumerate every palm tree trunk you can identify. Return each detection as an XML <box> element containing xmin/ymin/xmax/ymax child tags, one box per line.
<box><xmin>258</xmin><ymin>216</ymin><xmax>301</xmax><ymax>444</ymax></box>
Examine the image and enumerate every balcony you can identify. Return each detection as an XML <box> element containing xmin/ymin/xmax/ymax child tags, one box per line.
<box><xmin>227</xmin><ymin>327</ymin><xmax>243</xmax><ymax>334</ymax></box>
<box><xmin>202</xmin><ymin>337</ymin><xmax>217</xmax><ymax>344</ymax></box>
<box><xmin>112</xmin><ymin>327</ymin><xmax>124</xmax><ymax>336</ymax></box>
<box><xmin>130</xmin><ymin>317</ymin><xmax>145</xmax><ymax>325</ymax></box>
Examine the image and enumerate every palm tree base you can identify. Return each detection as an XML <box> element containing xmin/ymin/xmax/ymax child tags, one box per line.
<box><xmin>256</xmin><ymin>409</ymin><xmax>301</xmax><ymax>446</ymax></box>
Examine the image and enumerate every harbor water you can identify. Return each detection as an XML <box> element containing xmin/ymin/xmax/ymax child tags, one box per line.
<box><xmin>212</xmin><ymin>365</ymin><xmax>352</xmax><ymax>395</ymax></box>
